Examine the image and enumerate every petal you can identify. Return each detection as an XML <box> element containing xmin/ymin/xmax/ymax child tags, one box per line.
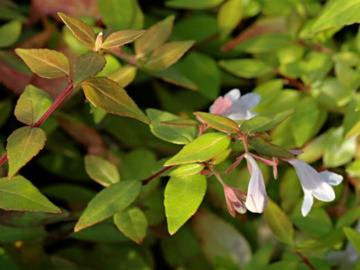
<box><xmin>244</xmin><ymin>154</ymin><xmax>268</xmax><ymax>213</ymax></box>
<box><xmin>312</xmin><ymin>183</ymin><xmax>335</xmax><ymax>202</ymax></box>
<box><xmin>224</xmin><ymin>88</ymin><xmax>241</xmax><ymax>102</ymax></box>
<box><xmin>301</xmin><ymin>190</ymin><xmax>314</xmax><ymax>217</ymax></box>
<box><xmin>227</xmin><ymin>110</ymin><xmax>249</xmax><ymax>121</ymax></box>
<box><xmin>210</xmin><ymin>96</ymin><xmax>232</xmax><ymax>115</ymax></box>
<box><xmin>237</xmin><ymin>93</ymin><xmax>261</xmax><ymax>111</ymax></box>
<box><xmin>319</xmin><ymin>171</ymin><xmax>343</xmax><ymax>186</ymax></box>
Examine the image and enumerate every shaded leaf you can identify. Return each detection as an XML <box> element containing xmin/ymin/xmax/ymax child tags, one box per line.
<box><xmin>15</xmin><ymin>48</ymin><xmax>69</xmax><ymax>79</ymax></box>
<box><xmin>114</xmin><ymin>207</ymin><xmax>148</xmax><ymax>243</ymax></box>
<box><xmin>147</xmin><ymin>108</ymin><xmax>196</xmax><ymax>145</ymax></box>
<box><xmin>165</xmin><ymin>174</ymin><xmax>207</xmax><ymax>234</ymax></box>
<box><xmin>7</xmin><ymin>127</ymin><xmax>46</xmax><ymax>177</ymax></box>
<box><xmin>0</xmin><ymin>20</ymin><xmax>21</xmax><ymax>48</ymax></box>
<box><xmin>264</xmin><ymin>200</ymin><xmax>294</xmax><ymax>245</ymax></box>
<box><xmin>85</xmin><ymin>155</ymin><xmax>120</xmax><ymax>187</ymax></box>
<box><xmin>82</xmin><ymin>77</ymin><xmax>149</xmax><ymax>124</ymax></box>
<box><xmin>135</xmin><ymin>15</ymin><xmax>174</xmax><ymax>58</ymax></box>
<box><xmin>344</xmin><ymin>227</ymin><xmax>360</xmax><ymax>253</ymax></box>
<box><xmin>219</xmin><ymin>59</ymin><xmax>273</xmax><ymax>78</ymax></box>
<box><xmin>71</xmin><ymin>52</ymin><xmax>106</xmax><ymax>85</ymax></box>
<box><xmin>249</xmin><ymin>137</ymin><xmax>294</xmax><ymax>158</ymax></box>
<box><xmin>75</xmin><ymin>180</ymin><xmax>142</xmax><ymax>232</ymax></box>
<box><xmin>164</xmin><ymin>132</ymin><xmax>231</xmax><ymax>166</ymax></box>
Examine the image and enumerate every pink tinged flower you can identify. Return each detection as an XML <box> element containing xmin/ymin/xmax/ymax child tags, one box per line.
<box><xmin>244</xmin><ymin>153</ymin><xmax>268</xmax><ymax>213</ymax></box>
<box><xmin>287</xmin><ymin>159</ymin><xmax>343</xmax><ymax>217</ymax></box>
<box><xmin>209</xmin><ymin>89</ymin><xmax>261</xmax><ymax>121</ymax></box>
<box><xmin>223</xmin><ymin>185</ymin><xmax>247</xmax><ymax>217</ymax></box>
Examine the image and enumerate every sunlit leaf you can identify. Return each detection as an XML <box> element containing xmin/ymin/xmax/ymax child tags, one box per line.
<box><xmin>102</xmin><ymin>30</ymin><xmax>144</xmax><ymax>49</ymax></box>
<box><xmin>0</xmin><ymin>20</ymin><xmax>21</xmax><ymax>48</ymax></box>
<box><xmin>166</xmin><ymin>0</ymin><xmax>224</xmax><ymax>9</ymax></box>
<box><xmin>85</xmin><ymin>155</ymin><xmax>120</xmax><ymax>187</ymax></box>
<box><xmin>108</xmin><ymin>65</ymin><xmax>137</xmax><ymax>87</ymax></box>
<box><xmin>194</xmin><ymin>112</ymin><xmax>239</xmax><ymax>134</ymax></box>
<box><xmin>165</xmin><ymin>174</ymin><xmax>207</xmax><ymax>234</ymax></box>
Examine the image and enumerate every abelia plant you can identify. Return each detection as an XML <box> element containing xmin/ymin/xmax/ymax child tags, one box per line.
<box><xmin>0</xmin><ymin>0</ymin><xmax>360</xmax><ymax>269</ymax></box>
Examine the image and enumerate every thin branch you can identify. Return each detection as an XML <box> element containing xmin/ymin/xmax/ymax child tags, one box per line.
<box><xmin>296</xmin><ymin>252</ymin><xmax>316</xmax><ymax>270</ymax></box>
<box><xmin>0</xmin><ymin>81</ymin><xmax>74</xmax><ymax>169</ymax></box>
<box><xmin>142</xmin><ymin>166</ymin><xmax>175</xmax><ymax>185</ymax></box>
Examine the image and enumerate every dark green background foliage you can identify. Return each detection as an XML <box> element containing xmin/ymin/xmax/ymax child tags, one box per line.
<box><xmin>0</xmin><ymin>0</ymin><xmax>359</xmax><ymax>269</ymax></box>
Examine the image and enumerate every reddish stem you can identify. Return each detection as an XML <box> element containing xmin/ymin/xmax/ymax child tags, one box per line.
<box><xmin>0</xmin><ymin>82</ymin><xmax>74</xmax><ymax>169</ymax></box>
<box><xmin>143</xmin><ymin>166</ymin><xmax>175</xmax><ymax>185</ymax></box>
<box><xmin>33</xmin><ymin>82</ymin><xmax>74</xmax><ymax>128</ymax></box>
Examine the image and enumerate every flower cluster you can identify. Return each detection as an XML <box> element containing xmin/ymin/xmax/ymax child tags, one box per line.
<box><xmin>210</xmin><ymin>89</ymin><xmax>343</xmax><ymax>217</ymax></box>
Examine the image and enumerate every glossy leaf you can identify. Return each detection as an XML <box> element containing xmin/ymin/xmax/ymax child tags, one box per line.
<box><xmin>164</xmin><ymin>132</ymin><xmax>231</xmax><ymax>166</ymax></box>
<box><xmin>84</xmin><ymin>155</ymin><xmax>120</xmax><ymax>187</ymax></box>
<box><xmin>58</xmin><ymin>12</ymin><xmax>96</xmax><ymax>48</ymax></box>
<box><xmin>165</xmin><ymin>174</ymin><xmax>207</xmax><ymax>234</ymax></box>
<box><xmin>71</xmin><ymin>52</ymin><xmax>106</xmax><ymax>85</ymax></box>
<box><xmin>15</xmin><ymin>49</ymin><xmax>69</xmax><ymax>79</ymax></box>
<box><xmin>108</xmin><ymin>65</ymin><xmax>137</xmax><ymax>87</ymax></box>
<box><xmin>145</xmin><ymin>41</ymin><xmax>194</xmax><ymax>70</ymax></box>
<box><xmin>166</xmin><ymin>0</ymin><xmax>224</xmax><ymax>9</ymax></box>
<box><xmin>82</xmin><ymin>77</ymin><xmax>149</xmax><ymax>124</ymax></box>
<box><xmin>194</xmin><ymin>112</ymin><xmax>239</xmax><ymax>134</ymax></box>
<box><xmin>217</xmin><ymin>0</ymin><xmax>242</xmax><ymax>38</ymax></box>
<box><xmin>7</xmin><ymin>127</ymin><xmax>46</xmax><ymax>177</ymax></box>
<box><xmin>0</xmin><ymin>176</ymin><xmax>60</xmax><ymax>213</ymax></box>
<box><xmin>102</xmin><ymin>30</ymin><xmax>145</xmax><ymax>49</ymax></box>
<box><xmin>135</xmin><ymin>15</ymin><xmax>174</xmax><ymax>58</ymax></box>
<box><xmin>0</xmin><ymin>20</ymin><xmax>21</xmax><ymax>48</ymax></box>
<box><xmin>147</xmin><ymin>108</ymin><xmax>196</xmax><ymax>145</ymax></box>
<box><xmin>264</xmin><ymin>200</ymin><xmax>294</xmax><ymax>245</ymax></box>
<box><xmin>169</xmin><ymin>163</ymin><xmax>205</xmax><ymax>178</ymax></box>
<box><xmin>219</xmin><ymin>59</ymin><xmax>273</xmax><ymax>78</ymax></box>
<box><xmin>113</xmin><ymin>207</ymin><xmax>148</xmax><ymax>243</ymax></box>
<box><xmin>14</xmin><ymin>85</ymin><xmax>52</xmax><ymax>126</ymax></box>
<box><xmin>74</xmin><ymin>180</ymin><xmax>142</xmax><ymax>232</ymax></box>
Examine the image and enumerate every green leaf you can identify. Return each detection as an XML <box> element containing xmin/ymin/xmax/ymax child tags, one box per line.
<box><xmin>249</xmin><ymin>137</ymin><xmax>293</xmax><ymax>158</ymax></box>
<box><xmin>192</xmin><ymin>210</ymin><xmax>251</xmax><ymax>267</ymax></box>
<box><xmin>323</xmin><ymin>127</ymin><xmax>356</xmax><ymax>168</ymax></box>
<box><xmin>152</xmin><ymin>66</ymin><xmax>198</xmax><ymax>90</ymax></box>
<box><xmin>145</xmin><ymin>41</ymin><xmax>194</xmax><ymax>70</ymax></box>
<box><xmin>108</xmin><ymin>65</ymin><xmax>137</xmax><ymax>87</ymax></box>
<box><xmin>14</xmin><ymin>85</ymin><xmax>52</xmax><ymax>126</ymax></box>
<box><xmin>164</xmin><ymin>132</ymin><xmax>231</xmax><ymax>166</ymax></box>
<box><xmin>147</xmin><ymin>108</ymin><xmax>196</xmax><ymax>145</ymax></box>
<box><xmin>135</xmin><ymin>15</ymin><xmax>174</xmax><ymax>58</ymax></box>
<box><xmin>98</xmin><ymin>0</ymin><xmax>144</xmax><ymax>30</ymax></box>
<box><xmin>0</xmin><ymin>20</ymin><xmax>21</xmax><ymax>48</ymax></box>
<box><xmin>82</xmin><ymin>77</ymin><xmax>149</xmax><ymax>124</ymax></box>
<box><xmin>102</xmin><ymin>30</ymin><xmax>144</xmax><ymax>49</ymax></box>
<box><xmin>346</xmin><ymin>159</ymin><xmax>360</xmax><ymax>178</ymax></box>
<box><xmin>290</xmin><ymin>96</ymin><xmax>327</xmax><ymax>147</ymax></box>
<box><xmin>165</xmin><ymin>174</ymin><xmax>207</xmax><ymax>234</ymax></box>
<box><xmin>176</xmin><ymin>52</ymin><xmax>220</xmax><ymax>99</ymax></box>
<box><xmin>219</xmin><ymin>59</ymin><xmax>273</xmax><ymax>78</ymax></box>
<box><xmin>194</xmin><ymin>112</ymin><xmax>239</xmax><ymax>134</ymax></box>
<box><xmin>74</xmin><ymin>180</ymin><xmax>142</xmax><ymax>232</ymax></box>
<box><xmin>0</xmin><ymin>175</ymin><xmax>60</xmax><ymax>213</ymax></box>
<box><xmin>7</xmin><ymin>127</ymin><xmax>46</xmax><ymax>177</ymax></box>
<box><xmin>305</xmin><ymin>0</ymin><xmax>360</xmax><ymax>35</ymax></box>
<box><xmin>113</xmin><ymin>207</ymin><xmax>148</xmax><ymax>243</ymax></box>
<box><xmin>169</xmin><ymin>164</ymin><xmax>205</xmax><ymax>178</ymax></box>
<box><xmin>71</xmin><ymin>52</ymin><xmax>106</xmax><ymax>85</ymax></box>
<box><xmin>240</xmin><ymin>110</ymin><xmax>293</xmax><ymax>133</ymax></box>
<box><xmin>84</xmin><ymin>155</ymin><xmax>120</xmax><ymax>187</ymax></box>
<box><xmin>344</xmin><ymin>227</ymin><xmax>360</xmax><ymax>253</ymax></box>
<box><xmin>15</xmin><ymin>48</ymin><xmax>70</xmax><ymax>79</ymax></box>
<box><xmin>217</xmin><ymin>0</ymin><xmax>243</xmax><ymax>38</ymax></box>
<box><xmin>58</xmin><ymin>12</ymin><xmax>96</xmax><ymax>48</ymax></box>
<box><xmin>166</xmin><ymin>0</ymin><xmax>224</xmax><ymax>9</ymax></box>
<box><xmin>264</xmin><ymin>200</ymin><xmax>294</xmax><ymax>245</ymax></box>
<box><xmin>291</xmin><ymin>208</ymin><xmax>332</xmax><ymax>237</ymax></box>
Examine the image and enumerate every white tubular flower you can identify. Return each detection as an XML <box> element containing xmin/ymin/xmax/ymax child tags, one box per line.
<box><xmin>244</xmin><ymin>153</ymin><xmax>268</xmax><ymax>213</ymax></box>
<box><xmin>287</xmin><ymin>159</ymin><xmax>343</xmax><ymax>217</ymax></box>
<box><xmin>209</xmin><ymin>89</ymin><xmax>261</xmax><ymax>121</ymax></box>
